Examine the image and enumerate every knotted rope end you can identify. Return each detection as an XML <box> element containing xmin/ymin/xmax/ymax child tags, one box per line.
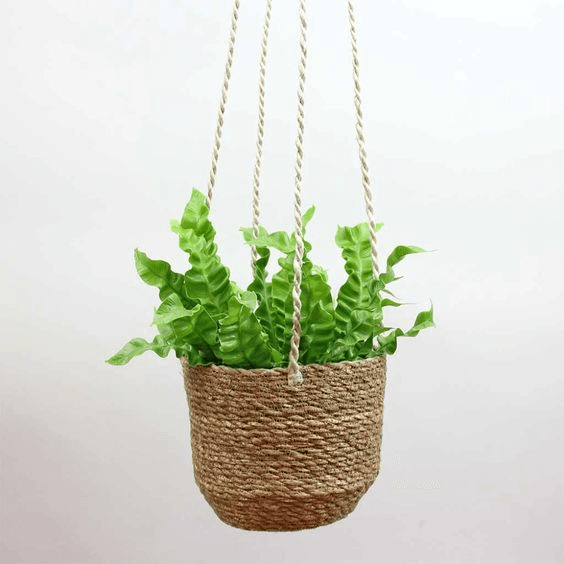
<box><xmin>288</xmin><ymin>367</ymin><xmax>304</xmax><ymax>386</ymax></box>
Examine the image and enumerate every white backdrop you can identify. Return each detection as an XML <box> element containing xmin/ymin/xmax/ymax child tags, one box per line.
<box><xmin>1</xmin><ymin>0</ymin><xmax>563</xmax><ymax>562</ymax></box>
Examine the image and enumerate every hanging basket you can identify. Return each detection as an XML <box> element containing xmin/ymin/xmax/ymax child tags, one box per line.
<box><xmin>175</xmin><ymin>0</ymin><xmax>388</xmax><ymax>532</ymax></box>
<box><xmin>105</xmin><ymin>0</ymin><xmax>434</xmax><ymax>534</ymax></box>
<box><xmin>182</xmin><ymin>356</ymin><xmax>386</xmax><ymax>531</ymax></box>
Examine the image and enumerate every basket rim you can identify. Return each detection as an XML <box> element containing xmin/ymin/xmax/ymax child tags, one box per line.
<box><xmin>180</xmin><ymin>355</ymin><xmax>385</xmax><ymax>377</ymax></box>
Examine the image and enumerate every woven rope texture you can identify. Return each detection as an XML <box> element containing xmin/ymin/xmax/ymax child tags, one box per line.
<box><xmin>182</xmin><ymin>356</ymin><xmax>387</xmax><ymax>531</ymax></box>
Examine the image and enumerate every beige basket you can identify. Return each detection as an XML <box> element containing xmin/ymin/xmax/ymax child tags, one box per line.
<box><xmin>181</xmin><ymin>356</ymin><xmax>386</xmax><ymax>531</ymax></box>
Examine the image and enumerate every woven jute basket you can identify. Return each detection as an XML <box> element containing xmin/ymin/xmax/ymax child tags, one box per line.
<box><xmin>181</xmin><ymin>356</ymin><xmax>386</xmax><ymax>531</ymax></box>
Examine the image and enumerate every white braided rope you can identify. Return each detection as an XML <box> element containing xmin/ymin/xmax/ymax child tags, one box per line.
<box><xmin>348</xmin><ymin>0</ymin><xmax>380</xmax><ymax>276</ymax></box>
<box><xmin>206</xmin><ymin>0</ymin><xmax>241</xmax><ymax>207</ymax></box>
<box><xmin>250</xmin><ymin>0</ymin><xmax>273</xmax><ymax>274</ymax></box>
<box><xmin>288</xmin><ymin>0</ymin><xmax>307</xmax><ymax>386</ymax></box>
<box><xmin>202</xmin><ymin>0</ymin><xmax>376</xmax><ymax>384</ymax></box>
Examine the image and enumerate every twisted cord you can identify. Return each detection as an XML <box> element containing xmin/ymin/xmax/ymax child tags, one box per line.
<box><xmin>250</xmin><ymin>0</ymin><xmax>273</xmax><ymax>273</ymax></box>
<box><xmin>288</xmin><ymin>0</ymin><xmax>308</xmax><ymax>386</ymax></box>
<box><xmin>348</xmin><ymin>0</ymin><xmax>379</xmax><ymax>276</ymax></box>
<box><xmin>206</xmin><ymin>0</ymin><xmax>241</xmax><ymax>207</ymax></box>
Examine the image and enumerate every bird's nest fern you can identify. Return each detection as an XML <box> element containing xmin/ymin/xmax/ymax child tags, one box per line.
<box><xmin>107</xmin><ymin>189</ymin><xmax>434</xmax><ymax>368</ymax></box>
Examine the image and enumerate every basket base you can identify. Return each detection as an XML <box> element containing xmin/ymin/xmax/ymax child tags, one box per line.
<box><xmin>199</xmin><ymin>480</ymin><xmax>376</xmax><ymax>532</ymax></box>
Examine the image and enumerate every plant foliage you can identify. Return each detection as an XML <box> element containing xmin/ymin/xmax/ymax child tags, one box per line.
<box><xmin>107</xmin><ymin>189</ymin><xmax>434</xmax><ymax>367</ymax></box>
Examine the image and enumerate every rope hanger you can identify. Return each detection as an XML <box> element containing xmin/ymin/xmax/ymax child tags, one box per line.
<box><xmin>204</xmin><ymin>0</ymin><xmax>379</xmax><ymax>385</ymax></box>
<box><xmin>206</xmin><ymin>0</ymin><xmax>241</xmax><ymax>206</ymax></box>
<box><xmin>250</xmin><ymin>0</ymin><xmax>273</xmax><ymax>274</ymax></box>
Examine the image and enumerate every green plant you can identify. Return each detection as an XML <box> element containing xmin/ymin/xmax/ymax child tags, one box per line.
<box><xmin>107</xmin><ymin>189</ymin><xmax>434</xmax><ymax>368</ymax></box>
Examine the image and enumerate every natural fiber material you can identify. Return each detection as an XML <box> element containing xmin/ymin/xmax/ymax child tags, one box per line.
<box><xmin>202</xmin><ymin>0</ymin><xmax>381</xmax><ymax>385</ymax></box>
<box><xmin>347</xmin><ymin>0</ymin><xmax>379</xmax><ymax>277</ymax></box>
<box><xmin>182</xmin><ymin>356</ymin><xmax>386</xmax><ymax>531</ymax></box>
<box><xmin>288</xmin><ymin>0</ymin><xmax>308</xmax><ymax>385</ymax></box>
<box><xmin>250</xmin><ymin>0</ymin><xmax>273</xmax><ymax>275</ymax></box>
<box><xmin>206</xmin><ymin>0</ymin><xmax>240</xmax><ymax>206</ymax></box>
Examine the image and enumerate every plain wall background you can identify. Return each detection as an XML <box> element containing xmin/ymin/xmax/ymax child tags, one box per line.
<box><xmin>1</xmin><ymin>0</ymin><xmax>563</xmax><ymax>562</ymax></box>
